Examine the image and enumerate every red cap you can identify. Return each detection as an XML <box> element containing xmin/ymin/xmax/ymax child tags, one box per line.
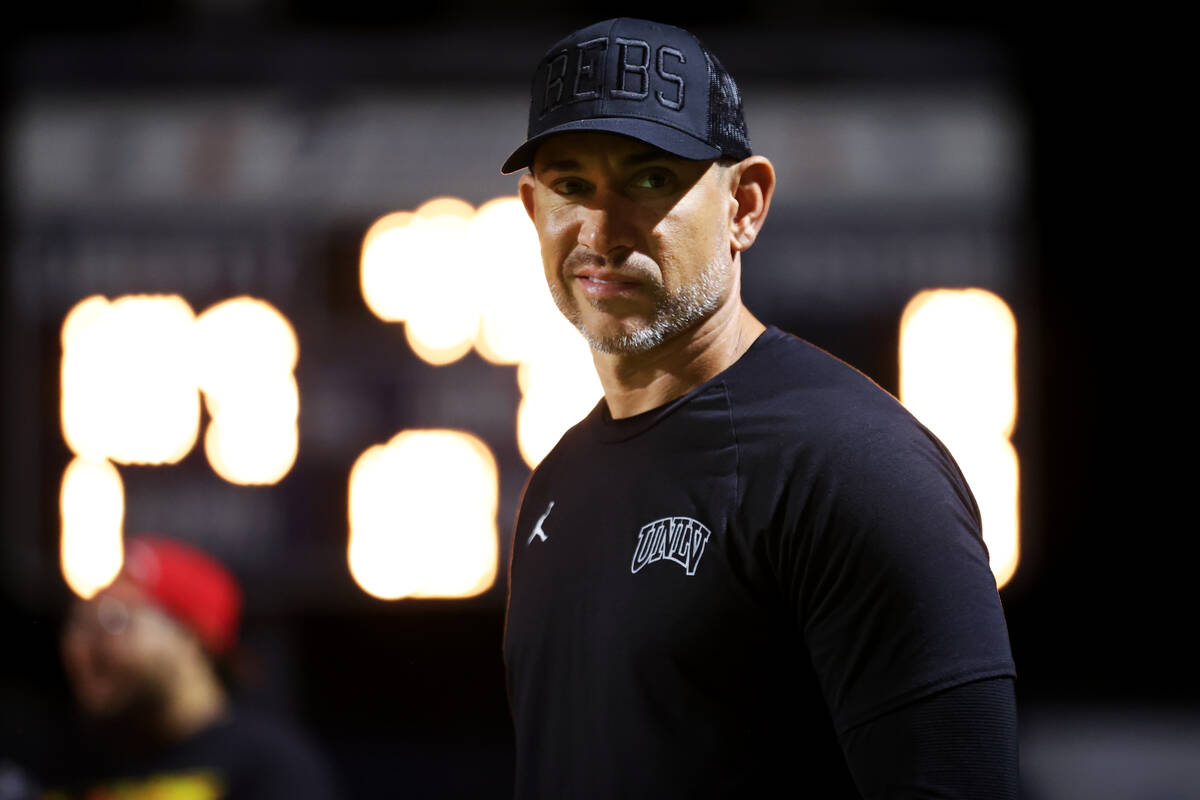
<box><xmin>120</xmin><ymin>535</ymin><xmax>243</xmax><ymax>656</ymax></box>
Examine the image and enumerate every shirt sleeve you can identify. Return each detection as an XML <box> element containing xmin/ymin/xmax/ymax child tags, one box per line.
<box><xmin>779</xmin><ymin>412</ymin><xmax>1017</xmax><ymax>733</ymax></box>
<box><xmin>838</xmin><ymin>676</ymin><xmax>1019</xmax><ymax>799</ymax></box>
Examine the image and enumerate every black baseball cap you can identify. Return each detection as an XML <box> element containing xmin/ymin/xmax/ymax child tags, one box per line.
<box><xmin>501</xmin><ymin>17</ymin><xmax>752</xmax><ymax>174</ymax></box>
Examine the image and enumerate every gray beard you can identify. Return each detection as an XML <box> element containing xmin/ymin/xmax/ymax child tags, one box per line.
<box><xmin>551</xmin><ymin>258</ymin><xmax>728</xmax><ymax>355</ymax></box>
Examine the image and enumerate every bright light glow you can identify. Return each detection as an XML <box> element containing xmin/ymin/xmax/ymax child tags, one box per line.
<box><xmin>61</xmin><ymin>294</ymin><xmax>299</xmax><ymax>487</ymax></box>
<box><xmin>951</xmin><ymin>436</ymin><xmax>1020</xmax><ymax>588</ymax></box>
<box><xmin>404</xmin><ymin>198</ymin><xmax>480</xmax><ymax>365</ymax></box>
<box><xmin>204</xmin><ymin>411</ymin><xmax>299</xmax><ymax>487</ymax></box>
<box><xmin>60</xmin><ymin>457</ymin><xmax>124</xmax><ymax>599</ymax></box>
<box><xmin>195</xmin><ymin>297</ymin><xmax>300</xmax><ymax>485</ymax></box>
<box><xmin>61</xmin><ymin>294</ymin><xmax>199</xmax><ymax>465</ymax></box>
<box><xmin>57</xmin><ymin>295</ymin><xmax>300</xmax><ymax>597</ymax></box>
<box><xmin>360</xmin><ymin>212</ymin><xmax>417</xmax><ymax>322</ymax></box>
<box><xmin>348</xmin><ymin>430</ymin><xmax>499</xmax><ymax>600</ymax></box>
<box><xmin>516</xmin><ymin>316</ymin><xmax>604</xmax><ymax>467</ymax></box>
<box><xmin>415</xmin><ymin>196</ymin><xmax>475</xmax><ymax>221</ymax></box>
<box><xmin>469</xmin><ymin>197</ymin><xmax>562</xmax><ymax>366</ymax></box>
<box><xmin>361</xmin><ymin>197</ymin><xmax>481</xmax><ymax>366</ymax></box>
<box><xmin>361</xmin><ymin>196</ymin><xmax>602</xmax><ymax>467</ymax></box>
<box><xmin>900</xmin><ymin>288</ymin><xmax>1019</xmax><ymax>586</ymax></box>
<box><xmin>901</xmin><ymin>289</ymin><xmax>1016</xmax><ymax>438</ymax></box>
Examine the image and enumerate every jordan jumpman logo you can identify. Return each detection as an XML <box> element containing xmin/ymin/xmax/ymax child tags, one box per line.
<box><xmin>527</xmin><ymin>501</ymin><xmax>555</xmax><ymax>545</ymax></box>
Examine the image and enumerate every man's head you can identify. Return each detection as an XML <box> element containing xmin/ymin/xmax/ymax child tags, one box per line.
<box><xmin>505</xmin><ymin>18</ymin><xmax>774</xmax><ymax>355</ymax></box>
<box><xmin>61</xmin><ymin>536</ymin><xmax>242</xmax><ymax>723</ymax></box>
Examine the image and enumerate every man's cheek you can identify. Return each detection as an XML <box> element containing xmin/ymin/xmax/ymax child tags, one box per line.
<box><xmin>539</xmin><ymin>239</ymin><xmax>560</xmax><ymax>279</ymax></box>
<box><xmin>538</xmin><ymin>226</ymin><xmax>574</xmax><ymax>270</ymax></box>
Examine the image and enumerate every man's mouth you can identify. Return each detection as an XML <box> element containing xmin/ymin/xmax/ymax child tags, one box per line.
<box><xmin>579</xmin><ymin>275</ymin><xmax>637</xmax><ymax>285</ymax></box>
<box><xmin>574</xmin><ymin>267</ymin><xmax>644</xmax><ymax>285</ymax></box>
<box><xmin>575</xmin><ymin>271</ymin><xmax>644</xmax><ymax>298</ymax></box>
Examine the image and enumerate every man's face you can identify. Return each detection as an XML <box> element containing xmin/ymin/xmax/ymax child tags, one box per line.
<box><xmin>519</xmin><ymin>132</ymin><xmax>739</xmax><ymax>354</ymax></box>
<box><xmin>60</xmin><ymin>578</ymin><xmax>185</xmax><ymax>720</ymax></box>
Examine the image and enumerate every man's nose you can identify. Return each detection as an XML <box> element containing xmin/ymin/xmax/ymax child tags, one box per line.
<box><xmin>576</xmin><ymin>194</ymin><xmax>638</xmax><ymax>256</ymax></box>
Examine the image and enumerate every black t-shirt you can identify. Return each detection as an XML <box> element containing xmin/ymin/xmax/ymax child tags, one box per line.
<box><xmin>504</xmin><ymin>327</ymin><xmax>1016</xmax><ymax>798</ymax></box>
<box><xmin>43</xmin><ymin>708</ymin><xmax>340</xmax><ymax>800</ymax></box>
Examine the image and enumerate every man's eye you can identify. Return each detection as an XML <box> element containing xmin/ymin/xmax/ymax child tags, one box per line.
<box><xmin>632</xmin><ymin>171</ymin><xmax>672</xmax><ymax>190</ymax></box>
<box><xmin>553</xmin><ymin>178</ymin><xmax>588</xmax><ymax>195</ymax></box>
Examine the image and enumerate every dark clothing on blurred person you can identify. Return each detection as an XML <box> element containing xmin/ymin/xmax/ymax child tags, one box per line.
<box><xmin>42</xmin><ymin>707</ymin><xmax>340</xmax><ymax>800</ymax></box>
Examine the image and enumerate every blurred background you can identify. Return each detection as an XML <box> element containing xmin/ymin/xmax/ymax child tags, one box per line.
<box><xmin>2</xmin><ymin>2</ymin><xmax>1191</xmax><ymax>799</ymax></box>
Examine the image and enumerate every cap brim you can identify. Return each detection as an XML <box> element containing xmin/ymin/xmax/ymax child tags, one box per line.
<box><xmin>500</xmin><ymin>117</ymin><xmax>723</xmax><ymax>174</ymax></box>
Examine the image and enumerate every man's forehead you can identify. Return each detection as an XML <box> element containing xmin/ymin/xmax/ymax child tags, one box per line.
<box><xmin>532</xmin><ymin>132</ymin><xmax>697</xmax><ymax>172</ymax></box>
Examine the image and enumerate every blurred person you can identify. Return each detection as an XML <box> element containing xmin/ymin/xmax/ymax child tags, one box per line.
<box><xmin>501</xmin><ymin>17</ymin><xmax>1019</xmax><ymax>799</ymax></box>
<box><xmin>48</xmin><ymin>535</ymin><xmax>340</xmax><ymax>800</ymax></box>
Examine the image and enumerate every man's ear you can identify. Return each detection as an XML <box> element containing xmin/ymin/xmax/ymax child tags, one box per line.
<box><xmin>518</xmin><ymin>172</ymin><xmax>537</xmax><ymax>222</ymax></box>
<box><xmin>728</xmin><ymin>156</ymin><xmax>776</xmax><ymax>253</ymax></box>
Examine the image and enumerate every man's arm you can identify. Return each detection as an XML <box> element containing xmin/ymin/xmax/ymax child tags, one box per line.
<box><xmin>838</xmin><ymin>676</ymin><xmax>1018</xmax><ymax>799</ymax></box>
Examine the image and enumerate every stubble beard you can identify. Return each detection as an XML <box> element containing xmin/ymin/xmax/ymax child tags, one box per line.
<box><xmin>550</xmin><ymin>256</ymin><xmax>729</xmax><ymax>355</ymax></box>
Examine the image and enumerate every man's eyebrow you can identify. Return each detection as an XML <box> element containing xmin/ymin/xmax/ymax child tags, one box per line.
<box><xmin>538</xmin><ymin>158</ymin><xmax>581</xmax><ymax>173</ymax></box>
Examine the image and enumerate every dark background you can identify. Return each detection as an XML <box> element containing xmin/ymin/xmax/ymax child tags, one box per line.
<box><xmin>3</xmin><ymin>2</ymin><xmax>1189</xmax><ymax>798</ymax></box>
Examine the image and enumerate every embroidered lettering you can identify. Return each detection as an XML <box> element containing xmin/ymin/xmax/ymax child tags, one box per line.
<box><xmin>631</xmin><ymin>516</ymin><xmax>711</xmax><ymax>576</ymax></box>
<box><xmin>611</xmin><ymin>37</ymin><xmax>650</xmax><ymax>99</ymax></box>
<box><xmin>656</xmin><ymin>47</ymin><xmax>685</xmax><ymax>110</ymax></box>
<box><xmin>572</xmin><ymin>36</ymin><xmax>608</xmax><ymax>101</ymax></box>
<box><xmin>542</xmin><ymin>51</ymin><xmax>569</xmax><ymax>115</ymax></box>
<box><xmin>545</xmin><ymin>42</ymin><xmax>687</xmax><ymax>114</ymax></box>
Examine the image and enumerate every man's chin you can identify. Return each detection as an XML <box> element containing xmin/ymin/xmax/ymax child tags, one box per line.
<box><xmin>577</xmin><ymin>321</ymin><xmax>672</xmax><ymax>355</ymax></box>
<box><xmin>576</xmin><ymin>305</ymin><xmax>720</xmax><ymax>355</ymax></box>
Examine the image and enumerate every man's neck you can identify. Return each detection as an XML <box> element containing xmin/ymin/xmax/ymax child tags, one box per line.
<box><xmin>593</xmin><ymin>299</ymin><xmax>766</xmax><ymax>419</ymax></box>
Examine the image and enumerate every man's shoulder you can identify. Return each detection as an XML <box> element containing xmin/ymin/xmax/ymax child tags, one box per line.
<box><xmin>725</xmin><ymin>327</ymin><xmax>914</xmax><ymax>435</ymax></box>
<box><xmin>730</xmin><ymin>328</ymin><xmax>977</xmax><ymax>518</ymax></box>
<box><xmin>722</xmin><ymin>327</ymin><xmax>970</xmax><ymax>501</ymax></box>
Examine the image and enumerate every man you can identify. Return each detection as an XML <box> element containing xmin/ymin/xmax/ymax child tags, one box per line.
<box><xmin>50</xmin><ymin>535</ymin><xmax>340</xmax><ymax>799</ymax></box>
<box><xmin>502</xmin><ymin>17</ymin><xmax>1018</xmax><ymax>799</ymax></box>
